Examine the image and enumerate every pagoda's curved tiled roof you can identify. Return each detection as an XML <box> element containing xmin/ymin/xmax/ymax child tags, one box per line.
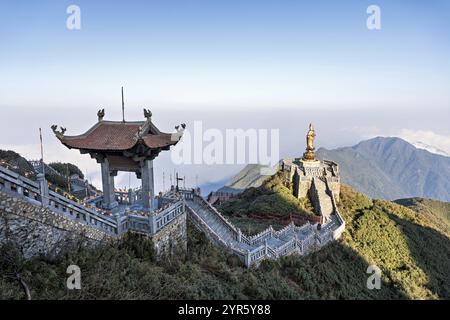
<box><xmin>58</xmin><ymin>121</ymin><xmax>178</xmax><ymax>151</ymax></box>
<box><xmin>142</xmin><ymin>133</ymin><xmax>176</xmax><ymax>148</ymax></box>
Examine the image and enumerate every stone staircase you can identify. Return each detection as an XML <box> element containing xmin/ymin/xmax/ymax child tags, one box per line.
<box><xmin>183</xmin><ymin>192</ymin><xmax>345</xmax><ymax>267</ymax></box>
<box><xmin>187</xmin><ymin>200</ymin><xmax>235</xmax><ymax>242</ymax></box>
<box><xmin>311</xmin><ymin>177</ymin><xmax>334</xmax><ymax>219</ymax></box>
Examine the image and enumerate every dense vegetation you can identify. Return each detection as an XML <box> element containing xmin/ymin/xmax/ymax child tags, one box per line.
<box><xmin>45</xmin><ymin>162</ymin><xmax>85</xmax><ymax>193</ymax></box>
<box><xmin>395</xmin><ymin>197</ymin><xmax>450</xmax><ymax>232</ymax></box>
<box><xmin>0</xmin><ymin>149</ymin><xmax>86</xmax><ymax>196</ymax></box>
<box><xmin>49</xmin><ymin>162</ymin><xmax>84</xmax><ymax>180</ymax></box>
<box><xmin>337</xmin><ymin>185</ymin><xmax>449</xmax><ymax>299</ymax></box>
<box><xmin>0</xmin><ymin>149</ymin><xmax>36</xmax><ymax>179</ymax></box>
<box><xmin>1</xmin><ymin>182</ymin><xmax>448</xmax><ymax>300</ymax></box>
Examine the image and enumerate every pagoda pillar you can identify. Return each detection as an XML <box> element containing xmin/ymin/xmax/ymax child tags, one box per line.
<box><xmin>101</xmin><ymin>159</ymin><xmax>118</xmax><ymax>210</ymax></box>
<box><xmin>141</xmin><ymin>160</ymin><xmax>154</xmax><ymax>210</ymax></box>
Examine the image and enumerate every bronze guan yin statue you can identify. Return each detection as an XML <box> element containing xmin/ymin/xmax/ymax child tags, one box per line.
<box><xmin>303</xmin><ymin>123</ymin><xmax>316</xmax><ymax>161</ymax></box>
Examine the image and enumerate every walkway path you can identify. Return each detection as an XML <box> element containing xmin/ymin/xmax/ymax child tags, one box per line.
<box><xmin>183</xmin><ymin>191</ymin><xmax>345</xmax><ymax>267</ymax></box>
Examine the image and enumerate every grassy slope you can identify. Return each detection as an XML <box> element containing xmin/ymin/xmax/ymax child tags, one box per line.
<box><xmin>219</xmin><ymin>174</ymin><xmax>316</xmax><ymax>234</ymax></box>
<box><xmin>1</xmin><ymin>184</ymin><xmax>449</xmax><ymax>300</ymax></box>
<box><xmin>338</xmin><ymin>185</ymin><xmax>449</xmax><ymax>299</ymax></box>
<box><xmin>394</xmin><ymin>197</ymin><xmax>450</xmax><ymax>232</ymax></box>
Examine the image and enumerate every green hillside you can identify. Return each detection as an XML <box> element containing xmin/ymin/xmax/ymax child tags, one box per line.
<box><xmin>0</xmin><ymin>149</ymin><xmax>87</xmax><ymax>197</ymax></box>
<box><xmin>337</xmin><ymin>185</ymin><xmax>449</xmax><ymax>299</ymax></box>
<box><xmin>48</xmin><ymin>162</ymin><xmax>85</xmax><ymax>180</ymax></box>
<box><xmin>0</xmin><ymin>149</ymin><xmax>36</xmax><ymax>179</ymax></box>
<box><xmin>1</xmin><ymin>182</ymin><xmax>449</xmax><ymax>300</ymax></box>
<box><xmin>394</xmin><ymin>197</ymin><xmax>450</xmax><ymax>232</ymax></box>
<box><xmin>218</xmin><ymin>174</ymin><xmax>316</xmax><ymax>234</ymax></box>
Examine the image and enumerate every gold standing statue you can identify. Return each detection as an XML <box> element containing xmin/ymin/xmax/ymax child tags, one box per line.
<box><xmin>302</xmin><ymin>123</ymin><xmax>316</xmax><ymax>161</ymax></box>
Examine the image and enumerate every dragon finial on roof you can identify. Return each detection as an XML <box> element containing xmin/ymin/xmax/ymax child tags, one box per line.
<box><xmin>144</xmin><ymin>108</ymin><xmax>152</xmax><ymax>120</ymax></box>
<box><xmin>51</xmin><ymin>125</ymin><xmax>66</xmax><ymax>139</ymax></box>
<box><xmin>97</xmin><ymin>108</ymin><xmax>105</xmax><ymax>121</ymax></box>
<box><xmin>172</xmin><ymin>123</ymin><xmax>186</xmax><ymax>142</ymax></box>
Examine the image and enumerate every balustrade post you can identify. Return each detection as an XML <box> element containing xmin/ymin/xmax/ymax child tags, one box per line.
<box><xmin>37</xmin><ymin>173</ymin><xmax>49</xmax><ymax>207</ymax></box>
<box><xmin>128</xmin><ymin>188</ymin><xmax>135</xmax><ymax>205</ymax></box>
<box><xmin>3</xmin><ymin>180</ymin><xmax>11</xmax><ymax>192</ymax></box>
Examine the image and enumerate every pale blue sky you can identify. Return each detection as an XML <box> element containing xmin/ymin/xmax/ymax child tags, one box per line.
<box><xmin>0</xmin><ymin>0</ymin><xmax>449</xmax><ymax>110</ymax></box>
<box><xmin>0</xmin><ymin>0</ymin><xmax>449</xmax><ymax>191</ymax></box>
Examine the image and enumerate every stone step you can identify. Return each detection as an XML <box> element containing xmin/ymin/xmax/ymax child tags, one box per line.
<box><xmin>312</xmin><ymin>178</ymin><xmax>334</xmax><ymax>217</ymax></box>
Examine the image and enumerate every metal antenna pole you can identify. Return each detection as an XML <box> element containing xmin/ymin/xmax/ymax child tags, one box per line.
<box><xmin>163</xmin><ymin>171</ymin><xmax>166</xmax><ymax>191</ymax></box>
<box><xmin>121</xmin><ymin>86</ymin><xmax>125</xmax><ymax>122</ymax></box>
<box><xmin>67</xmin><ymin>163</ymin><xmax>71</xmax><ymax>193</ymax></box>
<box><xmin>39</xmin><ymin>128</ymin><xmax>45</xmax><ymax>176</ymax></box>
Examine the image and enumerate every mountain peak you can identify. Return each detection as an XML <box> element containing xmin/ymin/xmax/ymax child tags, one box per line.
<box><xmin>316</xmin><ymin>136</ymin><xmax>450</xmax><ymax>202</ymax></box>
<box><xmin>354</xmin><ymin>136</ymin><xmax>413</xmax><ymax>149</ymax></box>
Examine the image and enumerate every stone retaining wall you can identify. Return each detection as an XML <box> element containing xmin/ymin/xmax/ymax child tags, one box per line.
<box><xmin>0</xmin><ymin>191</ymin><xmax>114</xmax><ymax>258</ymax></box>
<box><xmin>151</xmin><ymin>212</ymin><xmax>187</xmax><ymax>256</ymax></box>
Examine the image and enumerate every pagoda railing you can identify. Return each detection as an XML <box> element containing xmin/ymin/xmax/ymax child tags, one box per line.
<box><xmin>151</xmin><ymin>199</ymin><xmax>184</xmax><ymax>233</ymax></box>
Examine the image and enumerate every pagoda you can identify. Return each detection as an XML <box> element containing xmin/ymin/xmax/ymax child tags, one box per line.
<box><xmin>52</xmin><ymin>108</ymin><xmax>185</xmax><ymax>211</ymax></box>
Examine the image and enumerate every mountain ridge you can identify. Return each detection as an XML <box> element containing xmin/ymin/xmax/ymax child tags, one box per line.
<box><xmin>212</xmin><ymin>137</ymin><xmax>450</xmax><ymax>202</ymax></box>
<box><xmin>316</xmin><ymin>136</ymin><xmax>450</xmax><ymax>201</ymax></box>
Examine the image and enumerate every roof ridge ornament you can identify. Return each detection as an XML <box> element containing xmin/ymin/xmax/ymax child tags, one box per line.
<box><xmin>138</xmin><ymin>108</ymin><xmax>153</xmax><ymax>137</ymax></box>
<box><xmin>171</xmin><ymin>123</ymin><xmax>186</xmax><ymax>142</ymax></box>
<box><xmin>51</xmin><ymin>125</ymin><xmax>66</xmax><ymax>139</ymax></box>
<box><xmin>97</xmin><ymin>108</ymin><xmax>105</xmax><ymax>122</ymax></box>
<box><xmin>144</xmin><ymin>108</ymin><xmax>152</xmax><ymax>120</ymax></box>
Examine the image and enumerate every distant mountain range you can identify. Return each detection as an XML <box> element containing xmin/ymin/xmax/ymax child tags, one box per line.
<box><xmin>214</xmin><ymin>137</ymin><xmax>450</xmax><ymax>202</ymax></box>
<box><xmin>316</xmin><ymin>137</ymin><xmax>450</xmax><ymax>201</ymax></box>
